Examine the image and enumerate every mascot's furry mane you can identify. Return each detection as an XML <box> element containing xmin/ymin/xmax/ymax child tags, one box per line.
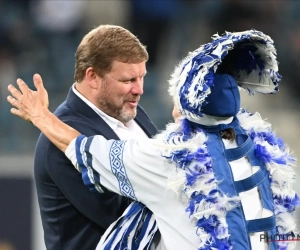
<box><xmin>168</xmin><ymin>29</ymin><xmax>282</xmax><ymax>121</ymax></box>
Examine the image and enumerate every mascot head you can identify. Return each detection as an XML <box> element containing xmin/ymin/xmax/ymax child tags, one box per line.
<box><xmin>169</xmin><ymin>30</ymin><xmax>281</xmax><ymax>121</ymax></box>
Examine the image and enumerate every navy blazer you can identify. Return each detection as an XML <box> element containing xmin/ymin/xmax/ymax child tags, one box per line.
<box><xmin>34</xmin><ymin>88</ymin><xmax>158</xmax><ymax>250</ymax></box>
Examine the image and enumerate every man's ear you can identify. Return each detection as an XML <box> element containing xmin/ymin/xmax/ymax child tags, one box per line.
<box><xmin>85</xmin><ymin>67</ymin><xmax>100</xmax><ymax>89</ymax></box>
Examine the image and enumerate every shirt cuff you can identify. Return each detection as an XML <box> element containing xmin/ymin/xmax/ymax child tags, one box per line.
<box><xmin>65</xmin><ymin>138</ymin><xmax>79</xmax><ymax>171</ymax></box>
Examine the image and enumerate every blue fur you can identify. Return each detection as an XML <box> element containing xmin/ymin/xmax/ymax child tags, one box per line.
<box><xmin>186</xmin><ymin>163</ymin><xmax>212</xmax><ymax>186</ymax></box>
<box><xmin>168</xmin><ymin>146</ymin><xmax>211</xmax><ymax>171</ymax></box>
<box><xmin>255</xmin><ymin>144</ymin><xmax>273</xmax><ymax>163</ymax></box>
<box><xmin>167</xmin><ymin>149</ymin><xmax>191</xmax><ymax>169</ymax></box>
<box><xmin>186</xmin><ymin>189</ymin><xmax>223</xmax><ymax>217</ymax></box>
<box><xmin>181</xmin><ymin>118</ymin><xmax>194</xmax><ymax>136</ymax></box>
<box><xmin>249</xmin><ymin>130</ymin><xmax>284</xmax><ymax>149</ymax></box>
<box><xmin>196</xmin><ymin>215</ymin><xmax>232</xmax><ymax>250</ymax></box>
<box><xmin>196</xmin><ymin>215</ymin><xmax>220</xmax><ymax>234</ymax></box>
<box><xmin>255</xmin><ymin>144</ymin><xmax>292</xmax><ymax>165</ymax></box>
<box><xmin>273</xmin><ymin>194</ymin><xmax>300</xmax><ymax>213</ymax></box>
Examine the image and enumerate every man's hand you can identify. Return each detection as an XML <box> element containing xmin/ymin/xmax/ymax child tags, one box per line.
<box><xmin>7</xmin><ymin>73</ymin><xmax>79</xmax><ymax>152</ymax></box>
<box><xmin>7</xmin><ymin>74</ymin><xmax>49</xmax><ymax>123</ymax></box>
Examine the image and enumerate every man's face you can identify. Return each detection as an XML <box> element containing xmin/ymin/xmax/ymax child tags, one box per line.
<box><xmin>95</xmin><ymin>60</ymin><xmax>146</xmax><ymax>124</ymax></box>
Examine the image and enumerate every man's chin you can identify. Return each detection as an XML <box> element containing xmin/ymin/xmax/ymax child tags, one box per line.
<box><xmin>120</xmin><ymin>109</ymin><xmax>137</xmax><ymax>123</ymax></box>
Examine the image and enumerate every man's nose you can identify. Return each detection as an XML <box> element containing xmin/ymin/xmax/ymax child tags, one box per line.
<box><xmin>131</xmin><ymin>79</ymin><xmax>144</xmax><ymax>95</ymax></box>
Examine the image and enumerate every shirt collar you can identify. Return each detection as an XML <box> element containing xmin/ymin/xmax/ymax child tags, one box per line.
<box><xmin>72</xmin><ymin>84</ymin><xmax>125</xmax><ymax>130</ymax></box>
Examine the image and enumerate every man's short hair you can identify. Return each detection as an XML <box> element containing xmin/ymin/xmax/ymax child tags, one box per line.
<box><xmin>74</xmin><ymin>25</ymin><xmax>148</xmax><ymax>82</ymax></box>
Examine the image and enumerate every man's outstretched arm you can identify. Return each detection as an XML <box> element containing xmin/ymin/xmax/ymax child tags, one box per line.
<box><xmin>7</xmin><ymin>74</ymin><xmax>149</xmax><ymax>202</ymax></box>
<box><xmin>7</xmin><ymin>74</ymin><xmax>164</xmax><ymax>206</ymax></box>
<box><xmin>7</xmin><ymin>74</ymin><xmax>79</xmax><ymax>152</ymax></box>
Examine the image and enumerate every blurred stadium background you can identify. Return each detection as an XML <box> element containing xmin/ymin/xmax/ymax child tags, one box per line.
<box><xmin>0</xmin><ymin>1</ymin><xmax>300</xmax><ymax>249</ymax></box>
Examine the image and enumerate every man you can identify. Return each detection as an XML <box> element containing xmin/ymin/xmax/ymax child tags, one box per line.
<box><xmin>32</xmin><ymin>25</ymin><xmax>158</xmax><ymax>249</ymax></box>
<box><xmin>8</xmin><ymin>30</ymin><xmax>299</xmax><ymax>250</ymax></box>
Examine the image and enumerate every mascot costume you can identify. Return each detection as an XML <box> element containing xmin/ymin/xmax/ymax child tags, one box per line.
<box><xmin>93</xmin><ymin>30</ymin><xmax>299</xmax><ymax>250</ymax></box>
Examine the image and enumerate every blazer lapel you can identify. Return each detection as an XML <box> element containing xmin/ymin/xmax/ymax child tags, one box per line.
<box><xmin>134</xmin><ymin>106</ymin><xmax>158</xmax><ymax>138</ymax></box>
<box><xmin>66</xmin><ymin>88</ymin><xmax>120</xmax><ymax>140</ymax></box>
